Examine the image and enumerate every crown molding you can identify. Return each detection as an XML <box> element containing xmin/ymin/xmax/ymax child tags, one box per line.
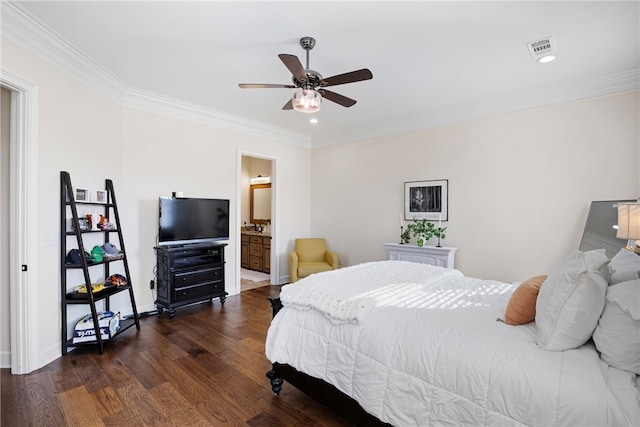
<box><xmin>1</xmin><ymin>2</ymin><xmax>128</xmax><ymax>102</ymax></box>
<box><xmin>3</xmin><ymin>2</ymin><xmax>638</xmax><ymax>148</ymax></box>
<box><xmin>122</xmin><ymin>88</ymin><xmax>311</xmax><ymax>146</ymax></box>
<box><xmin>1</xmin><ymin>2</ymin><xmax>310</xmax><ymax>147</ymax></box>
<box><xmin>312</xmin><ymin>68</ymin><xmax>640</xmax><ymax>146</ymax></box>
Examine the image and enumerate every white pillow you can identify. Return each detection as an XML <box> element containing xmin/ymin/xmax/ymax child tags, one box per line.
<box><xmin>535</xmin><ymin>250</ymin><xmax>609</xmax><ymax>351</ymax></box>
<box><xmin>608</xmin><ymin>248</ymin><xmax>640</xmax><ymax>285</ymax></box>
<box><xmin>593</xmin><ymin>279</ymin><xmax>640</xmax><ymax>374</ymax></box>
<box><xmin>548</xmin><ymin>249</ymin><xmax>609</xmax><ymax>273</ymax></box>
<box><xmin>583</xmin><ymin>248</ymin><xmax>610</xmax><ymax>271</ymax></box>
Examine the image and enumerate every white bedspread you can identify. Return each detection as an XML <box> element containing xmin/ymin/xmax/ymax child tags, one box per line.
<box><xmin>266</xmin><ymin>261</ymin><xmax>640</xmax><ymax>427</ymax></box>
<box><xmin>279</xmin><ymin>261</ymin><xmax>463</xmax><ymax>324</ymax></box>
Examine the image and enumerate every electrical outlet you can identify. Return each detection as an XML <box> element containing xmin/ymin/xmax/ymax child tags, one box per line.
<box><xmin>149</xmin><ymin>280</ymin><xmax>155</xmax><ymax>289</ymax></box>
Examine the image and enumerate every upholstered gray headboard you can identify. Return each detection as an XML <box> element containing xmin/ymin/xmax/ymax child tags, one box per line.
<box><xmin>579</xmin><ymin>200</ymin><xmax>634</xmax><ymax>258</ymax></box>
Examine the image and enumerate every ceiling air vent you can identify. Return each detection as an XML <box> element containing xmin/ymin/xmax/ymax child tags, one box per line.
<box><xmin>527</xmin><ymin>36</ymin><xmax>556</xmax><ymax>63</ymax></box>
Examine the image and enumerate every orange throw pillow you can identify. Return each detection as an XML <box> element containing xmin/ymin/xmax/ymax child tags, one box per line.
<box><xmin>504</xmin><ymin>275</ymin><xmax>547</xmax><ymax>325</ymax></box>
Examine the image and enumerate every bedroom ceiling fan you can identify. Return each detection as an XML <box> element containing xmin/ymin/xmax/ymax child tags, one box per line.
<box><xmin>238</xmin><ymin>36</ymin><xmax>373</xmax><ymax>113</ymax></box>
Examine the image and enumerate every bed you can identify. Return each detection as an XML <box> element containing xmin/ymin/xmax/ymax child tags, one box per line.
<box><xmin>265</xmin><ymin>254</ymin><xmax>640</xmax><ymax>426</ymax></box>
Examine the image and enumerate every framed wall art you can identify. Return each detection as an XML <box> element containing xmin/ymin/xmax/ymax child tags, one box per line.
<box><xmin>94</xmin><ymin>189</ymin><xmax>108</xmax><ymax>204</ymax></box>
<box><xmin>74</xmin><ymin>187</ymin><xmax>89</xmax><ymax>202</ymax></box>
<box><xmin>404</xmin><ymin>179</ymin><xmax>448</xmax><ymax>221</ymax></box>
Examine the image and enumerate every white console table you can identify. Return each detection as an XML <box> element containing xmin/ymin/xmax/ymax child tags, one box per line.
<box><xmin>385</xmin><ymin>243</ymin><xmax>457</xmax><ymax>269</ymax></box>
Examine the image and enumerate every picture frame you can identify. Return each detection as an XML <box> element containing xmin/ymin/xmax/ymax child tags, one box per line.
<box><xmin>404</xmin><ymin>179</ymin><xmax>448</xmax><ymax>221</ymax></box>
<box><xmin>93</xmin><ymin>189</ymin><xmax>108</xmax><ymax>204</ymax></box>
<box><xmin>74</xmin><ymin>188</ymin><xmax>89</xmax><ymax>202</ymax></box>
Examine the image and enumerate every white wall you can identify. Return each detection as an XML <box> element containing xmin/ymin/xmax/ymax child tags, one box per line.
<box><xmin>1</xmin><ymin>38</ymin><xmax>312</xmax><ymax>369</ymax></box>
<box><xmin>119</xmin><ymin>108</ymin><xmax>311</xmax><ymax>300</ymax></box>
<box><xmin>2</xmin><ymin>39</ymin><xmax>125</xmax><ymax>366</ymax></box>
<box><xmin>311</xmin><ymin>91</ymin><xmax>640</xmax><ymax>283</ymax></box>
<box><xmin>3</xmin><ymin>31</ymin><xmax>638</xmax><ymax>370</ymax></box>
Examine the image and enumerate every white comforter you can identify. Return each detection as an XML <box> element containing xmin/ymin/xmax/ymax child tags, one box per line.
<box><xmin>265</xmin><ymin>261</ymin><xmax>640</xmax><ymax>427</ymax></box>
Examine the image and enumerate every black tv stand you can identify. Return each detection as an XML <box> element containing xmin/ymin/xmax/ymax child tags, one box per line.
<box><xmin>155</xmin><ymin>242</ymin><xmax>227</xmax><ymax>318</ymax></box>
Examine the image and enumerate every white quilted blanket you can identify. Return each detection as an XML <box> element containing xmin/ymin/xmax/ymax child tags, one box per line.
<box><xmin>279</xmin><ymin>260</ymin><xmax>463</xmax><ymax>324</ymax></box>
<box><xmin>266</xmin><ymin>261</ymin><xmax>640</xmax><ymax>427</ymax></box>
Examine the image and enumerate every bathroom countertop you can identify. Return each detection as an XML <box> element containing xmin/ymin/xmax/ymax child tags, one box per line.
<box><xmin>241</xmin><ymin>230</ymin><xmax>271</xmax><ymax>237</ymax></box>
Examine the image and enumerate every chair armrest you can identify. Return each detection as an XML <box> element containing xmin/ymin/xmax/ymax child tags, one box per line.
<box><xmin>289</xmin><ymin>251</ymin><xmax>299</xmax><ymax>283</ymax></box>
<box><xmin>325</xmin><ymin>251</ymin><xmax>339</xmax><ymax>269</ymax></box>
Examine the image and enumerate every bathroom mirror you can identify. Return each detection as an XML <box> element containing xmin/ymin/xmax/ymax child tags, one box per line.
<box><xmin>250</xmin><ymin>183</ymin><xmax>271</xmax><ymax>224</ymax></box>
<box><xmin>579</xmin><ymin>199</ymin><xmax>634</xmax><ymax>258</ymax></box>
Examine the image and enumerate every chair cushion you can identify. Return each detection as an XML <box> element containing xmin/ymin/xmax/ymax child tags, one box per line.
<box><xmin>296</xmin><ymin>238</ymin><xmax>328</xmax><ymax>262</ymax></box>
<box><xmin>298</xmin><ymin>261</ymin><xmax>333</xmax><ymax>278</ymax></box>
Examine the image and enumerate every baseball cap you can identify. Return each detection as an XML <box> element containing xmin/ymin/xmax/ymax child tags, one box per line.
<box><xmin>90</xmin><ymin>245</ymin><xmax>104</xmax><ymax>262</ymax></box>
<box><xmin>102</xmin><ymin>242</ymin><xmax>121</xmax><ymax>255</ymax></box>
<box><xmin>106</xmin><ymin>274</ymin><xmax>128</xmax><ymax>287</ymax></box>
<box><xmin>65</xmin><ymin>249</ymin><xmax>92</xmax><ymax>265</ymax></box>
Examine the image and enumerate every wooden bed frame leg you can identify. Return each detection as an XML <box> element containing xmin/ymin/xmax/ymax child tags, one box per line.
<box><xmin>266</xmin><ymin>296</ymin><xmax>284</xmax><ymax>395</ymax></box>
<box><xmin>266</xmin><ymin>368</ymin><xmax>283</xmax><ymax>396</ymax></box>
<box><xmin>268</xmin><ymin>295</ymin><xmax>283</xmax><ymax>318</ymax></box>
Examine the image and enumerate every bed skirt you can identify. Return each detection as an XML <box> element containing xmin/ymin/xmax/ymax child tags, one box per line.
<box><xmin>266</xmin><ymin>362</ymin><xmax>392</xmax><ymax>427</ymax></box>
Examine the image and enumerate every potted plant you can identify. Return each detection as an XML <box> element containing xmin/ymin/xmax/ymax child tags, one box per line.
<box><xmin>401</xmin><ymin>218</ymin><xmax>446</xmax><ymax>247</ymax></box>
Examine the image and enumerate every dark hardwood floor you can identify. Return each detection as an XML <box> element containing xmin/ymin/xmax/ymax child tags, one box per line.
<box><xmin>1</xmin><ymin>286</ymin><xmax>351</xmax><ymax>426</ymax></box>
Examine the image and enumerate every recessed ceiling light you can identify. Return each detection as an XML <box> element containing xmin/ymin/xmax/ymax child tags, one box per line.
<box><xmin>527</xmin><ymin>36</ymin><xmax>557</xmax><ymax>64</ymax></box>
<box><xmin>309</xmin><ymin>118</ymin><xmax>318</xmax><ymax>124</ymax></box>
<box><xmin>537</xmin><ymin>54</ymin><xmax>556</xmax><ymax>63</ymax></box>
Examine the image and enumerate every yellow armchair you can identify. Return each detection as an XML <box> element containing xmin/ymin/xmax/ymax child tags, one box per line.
<box><xmin>289</xmin><ymin>238</ymin><xmax>339</xmax><ymax>282</ymax></box>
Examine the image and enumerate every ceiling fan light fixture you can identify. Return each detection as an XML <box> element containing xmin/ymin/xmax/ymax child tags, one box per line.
<box><xmin>239</xmin><ymin>37</ymin><xmax>372</xmax><ymax>111</ymax></box>
<box><xmin>292</xmin><ymin>89</ymin><xmax>322</xmax><ymax>113</ymax></box>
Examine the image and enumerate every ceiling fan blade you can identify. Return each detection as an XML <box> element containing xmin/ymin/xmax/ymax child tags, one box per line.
<box><xmin>318</xmin><ymin>89</ymin><xmax>357</xmax><ymax>108</ymax></box>
<box><xmin>239</xmin><ymin>83</ymin><xmax>296</xmax><ymax>89</ymax></box>
<box><xmin>321</xmin><ymin>69</ymin><xmax>373</xmax><ymax>87</ymax></box>
<box><xmin>282</xmin><ymin>99</ymin><xmax>293</xmax><ymax>110</ymax></box>
<box><xmin>278</xmin><ymin>54</ymin><xmax>308</xmax><ymax>83</ymax></box>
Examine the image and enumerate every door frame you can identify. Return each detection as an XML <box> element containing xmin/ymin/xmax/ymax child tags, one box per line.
<box><xmin>1</xmin><ymin>70</ymin><xmax>39</xmax><ymax>374</ymax></box>
<box><xmin>237</xmin><ymin>150</ymin><xmax>277</xmax><ymax>291</ymax></box>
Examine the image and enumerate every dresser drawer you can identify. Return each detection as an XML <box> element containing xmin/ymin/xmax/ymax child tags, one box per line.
<box><xmin>173</xmin><ymin>267</ymin><xmax>222</xmax><ymax>288</ymax></box>
<box><xmin>249</xmin><ymin>256</ymin><xmax>262</xmax><ymax>271</ymax></box>
<box><xmin>249</xmin><ymin>243</ymin><xmax>262</xmax><ymax>257</ymax></box>
<box><xmin>250</xmin><ymin>236</ymin><xmax>263</xmax><ymax>244</ymax></box>
<box><xmin>173</xmin><ymin>281</ymin><xmax>223</xmax><ymax>303</ymax></box>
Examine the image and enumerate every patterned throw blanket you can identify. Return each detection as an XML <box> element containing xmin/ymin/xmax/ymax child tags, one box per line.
<box><xmin>280</xmin><ymin>260</ymin><xmax>463</xmax><ymax>324</ymax></box>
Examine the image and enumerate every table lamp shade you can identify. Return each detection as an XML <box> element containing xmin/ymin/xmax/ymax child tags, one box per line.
<box><xmin>617</xmin><ymin>202</ymin><xmax>640</xmax><ymax>240</ymax></box>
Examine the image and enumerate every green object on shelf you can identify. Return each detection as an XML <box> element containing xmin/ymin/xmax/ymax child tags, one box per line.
<box><xmin>91</xmin><ymin>245</ymin><xmax>104</xmax><ymax>262</ymax></box>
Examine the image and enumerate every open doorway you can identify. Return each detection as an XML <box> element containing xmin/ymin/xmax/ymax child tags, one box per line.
<box><xmin>240</xmin><ymin>155</ymin><xmax>273</xmax><ymax>291</ymax></box>
<box><xmin>1</xmin><ymin>87</ymin><xmax>11</xmax><ymax>368</ymax></box>
<box><xmin>1</xmin><ymin>71</ymin><xmax>39</xmax><ymax>374</ymax></box>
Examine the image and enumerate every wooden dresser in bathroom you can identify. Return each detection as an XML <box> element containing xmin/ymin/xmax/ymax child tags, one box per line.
<box><xmin>241</xmin><ymin>232</ymin><xmax>271</xmax><ymax>273</ymax></box>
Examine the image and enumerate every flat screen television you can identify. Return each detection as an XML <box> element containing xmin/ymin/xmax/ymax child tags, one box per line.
<box><xmin>158</xmin><ymin>197</ymin><xmax>230</xmax><ymax>246</ymax></box>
